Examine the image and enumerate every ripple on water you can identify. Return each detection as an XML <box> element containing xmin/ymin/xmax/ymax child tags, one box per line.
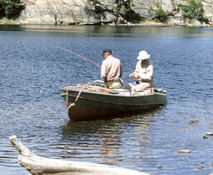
<box><xmin>0</xmin><ymin>26</ymin><xmax>213</xmax><ymax>175</ymax></box>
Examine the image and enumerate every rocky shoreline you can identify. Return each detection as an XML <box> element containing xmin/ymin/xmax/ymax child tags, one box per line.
<box><xmin>0</xmin><ymin>19</ymin><xmax>211</xmax><ymax>28</ymax></box>
<box><xmin>1</xmin><ymin>0</ymin><xmax>213</xmax><ymax>27</ymax></box>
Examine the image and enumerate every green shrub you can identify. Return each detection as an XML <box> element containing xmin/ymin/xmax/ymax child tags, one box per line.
<box><xmin>0</xmin><ymin>0</ymin><xmax>25</xmax><ymax>19</ymax></box>
<box><xmin>88</xmin><ymin>0</ymin><xmax>142</xmax><ymax>24</ymax></box>
<box><xmin>114</xmin><ymin>0</ymin><xmax>142</xmax><ymax>23</ymax></box>
<box><xmin>155</xmin><ymin>8</ymin><xmax>168</xmax><ymax>23</ymax></box>
<box><xmin>124</xmin><ymin>9</ymin><xmax>143</xmax><ymax>23</ymax></box>
<box><xmin>179</xmin><ymin>0</ymin><xmax>208</xmax><ymax>23</ymax></box>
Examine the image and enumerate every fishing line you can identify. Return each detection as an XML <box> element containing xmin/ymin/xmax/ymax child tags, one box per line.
<box><xmin>57</xmin><ymin>47</ymin><xmax>101</xmax><ymax>68</ymax></box>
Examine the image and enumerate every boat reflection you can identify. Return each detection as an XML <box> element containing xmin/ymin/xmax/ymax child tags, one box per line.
<box><xmin>60</xmin><ymin>108</ymin><xmax>163</xmax><ymax>166</ymax></box>
<box><xmin>99</xmin><ymin>125</ymin><xmax>121</xmax><ymax>164</ymax></box>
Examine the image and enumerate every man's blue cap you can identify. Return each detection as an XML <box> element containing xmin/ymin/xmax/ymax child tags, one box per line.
<box><xmin>102</xmin><ymin>49</ymin><xmax>112</xmax><ymax>54</ymax></box>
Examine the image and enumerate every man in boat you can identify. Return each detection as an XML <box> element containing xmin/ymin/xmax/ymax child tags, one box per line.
<box><xmin>129</xmin><ymin>50</ymin><xmax>153</xmax><ymax>91</ymax></box>
<box><xmin>101</xmin><ymin>49</ymin><xmax>123</xmax><ymax>89</ymax></box>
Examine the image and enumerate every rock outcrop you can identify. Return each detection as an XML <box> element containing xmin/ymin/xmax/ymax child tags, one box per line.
<box><xmin>17</xmin><ymin>0</ymin><xmax>213</xmax><ymax>26</ymax></box>
<box><xmin>18</xmin><ymin>0</ymin><xmax>96</xmax><ymax>25</ymax></box>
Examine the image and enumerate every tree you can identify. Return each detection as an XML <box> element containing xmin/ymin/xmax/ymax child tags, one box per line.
<box><xmin>0</xmin><ymin>0</ymin><xmax>25</xmax><ymax>19</ymax></box>
<box><xmin>114</xmin><ymin>0</ymin><xmax>142</xmax><ymax>23</ymax></box>
<box><xmin>155</xmin><ymin>8</ymin><xmax>168</xmax><ymax>23</ymax></box>
<box><xmin>179</xmin><ymin>0</ymin><xmax>208</xmax><ymax>23</ymax></box>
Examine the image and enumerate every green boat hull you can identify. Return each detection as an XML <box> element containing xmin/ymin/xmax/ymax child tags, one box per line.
<box><xmin>62</xmin><ymin>85</ymin><xmax>167</xmax><ymax>121</ymax></box>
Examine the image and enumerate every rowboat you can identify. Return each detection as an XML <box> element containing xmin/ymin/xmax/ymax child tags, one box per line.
<box><xmin>10</xmin><ymin>135</ymin><xmax>150</xmax><ymax>175</ymax></box>
<box><xmin>61</xmin><ymin>80</ymin><xmax>167</xmax><ymax>121</ymax></box>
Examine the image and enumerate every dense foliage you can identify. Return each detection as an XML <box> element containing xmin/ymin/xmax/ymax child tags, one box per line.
<box><xmin>179</xmin><ymin>0</ymin><xmax>208</xmax><ymax>23</ymax></box>
<box><xmin>88</xmin><ymin>0</ymin><xmax>142</xmax><ymax>24</ymax></box>
<box><xmin>114</xmin><ymin>0</ymin><xmax>142</xmax><ymax>23</ymax></box>
<box><xmin>155</xmin><ymin>8</ymin><xmax>168</xmax><ymax>23</ymax></box>
<box><xmin>0</xmin><ymin>0</ymin><xmax>24</xmax><ymax>19</ymax></box>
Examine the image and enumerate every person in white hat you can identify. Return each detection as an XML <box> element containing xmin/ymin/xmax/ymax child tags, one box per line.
<box><xmin>129</xmin><ymin>50</ymin><xmax>153</xmax><ymax>91</ymax></box>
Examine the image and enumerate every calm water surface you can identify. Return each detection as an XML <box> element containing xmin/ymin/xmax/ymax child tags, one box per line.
<box><xmin>0</xmin><ymin>25</ymin><xmax>213</xmax><ymax>175</ymax></box>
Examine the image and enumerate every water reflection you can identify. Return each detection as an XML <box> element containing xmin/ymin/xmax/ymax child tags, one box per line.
<box><xmin>1</xmin><ymin>24</ymin><xmax>213</xmax><ymax>35</ymax></box>
<box><xmin>61</xmin><ymin>119</ymin><xmax>122</xmax><ymax>164</ymax></box>
<box><xmin>60</xmin><ymin>109</ymin><xmax>161</xmax><ymax>166</ymax></box>
<box><xmin>1</xmin><ymin>25</ymin><xmax>213</xmax><ymax>40</ymax></box>
<box><xmin>99</xmin><ymin>126</ymin><xmax>121</xmax><ymax>164</ymax></box>
<box><xmin>1</xmin><ymin>25</ymin><xmax>213</xmax><ymax>175</ymax></box>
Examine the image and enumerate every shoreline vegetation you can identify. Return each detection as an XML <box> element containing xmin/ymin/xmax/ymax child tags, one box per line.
<box><xmin>0</xmin><ymin>0</ymin><xmax>212</xmax><ymax>27</ymax></box>
<box><xmin>0</xmin><ymin>18</ymin><xmax>19</xmax><ymax>25</ymax></box>
<box><xmin>0</xmin><ymin>19</ymin><xmax>211</xmax><ymax>27</ymax></box>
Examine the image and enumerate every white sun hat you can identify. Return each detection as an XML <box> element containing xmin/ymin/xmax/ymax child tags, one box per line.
<box><xmin>137</xmin><ymin>50</ymin><xmax>150</xmax><ymax>60</ymax></box>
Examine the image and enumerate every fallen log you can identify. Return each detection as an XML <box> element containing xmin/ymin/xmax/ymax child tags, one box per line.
<box><xmin>9</xmin><ymin>135</ymin><xmax>150</xmax><ymax>175</ymax></box>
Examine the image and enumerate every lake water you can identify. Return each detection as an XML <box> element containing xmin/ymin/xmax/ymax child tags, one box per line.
<box><xmin>0</xmin><ymin>25</ymin><xmax>213</xmax><ymax>175</ymax></box>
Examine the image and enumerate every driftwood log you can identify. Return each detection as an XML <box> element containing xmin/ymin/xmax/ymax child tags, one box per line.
<box><xmin>10</xmin><ymin>135</ymin><xmax>150</xmax><ymax>175</ymax></box>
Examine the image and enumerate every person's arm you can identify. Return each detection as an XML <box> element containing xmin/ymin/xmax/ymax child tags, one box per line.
<box><xmin>135</xmin><ymin>61</ymin><xmax>140</xmax><ymax>74</ymax></box>
<box><xmin>129</xmin><ymin>61</ymin><xmax>140</xmax><ymax>78</ymax></box>
<box><xmin>101</xmin><ymin>61</ymin><xmax>107</xmax><ymax>79</ymax></box>
<box><xmin>139</xmin><ymin>65</ymin><xmax>153</xmax><ymax>81</ymax></box>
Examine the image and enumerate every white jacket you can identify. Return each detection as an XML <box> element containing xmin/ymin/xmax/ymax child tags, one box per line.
<box><xmin>135</xmin><ymin>61</ymin><xmax>153</xmax><ymax>82</ymax></box>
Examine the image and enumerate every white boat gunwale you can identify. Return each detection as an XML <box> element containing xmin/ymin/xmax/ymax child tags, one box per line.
<box><xmin>62</xmin><ymin>85</ymin><xmax>166</xmax><ymax>97</ymax></box>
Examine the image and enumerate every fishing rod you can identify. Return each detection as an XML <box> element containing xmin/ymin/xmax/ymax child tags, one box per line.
<box><xmin>57</xmin><ymin>47</ymin><xmax>101</xmax><ymax>68</ymax></box>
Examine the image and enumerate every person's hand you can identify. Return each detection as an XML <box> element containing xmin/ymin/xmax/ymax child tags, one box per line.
<box><xmin>129</xmin><ymin>73</ymin><xmax>133</xmax><ymax>78</ymax></box>
<box><xmin>130</xmin><ymin>72</ymin><xmax>140</xmax><ymax>79</ymax></box>
<box><xmin>135</xmin><ymin>74</ymin><xmax>140</xmax><ymax>79</ymax></box>
<box><xmin>129</xmin><ymin>72</ymin><xmax>136</xmax><ymax>78</ymax></box>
